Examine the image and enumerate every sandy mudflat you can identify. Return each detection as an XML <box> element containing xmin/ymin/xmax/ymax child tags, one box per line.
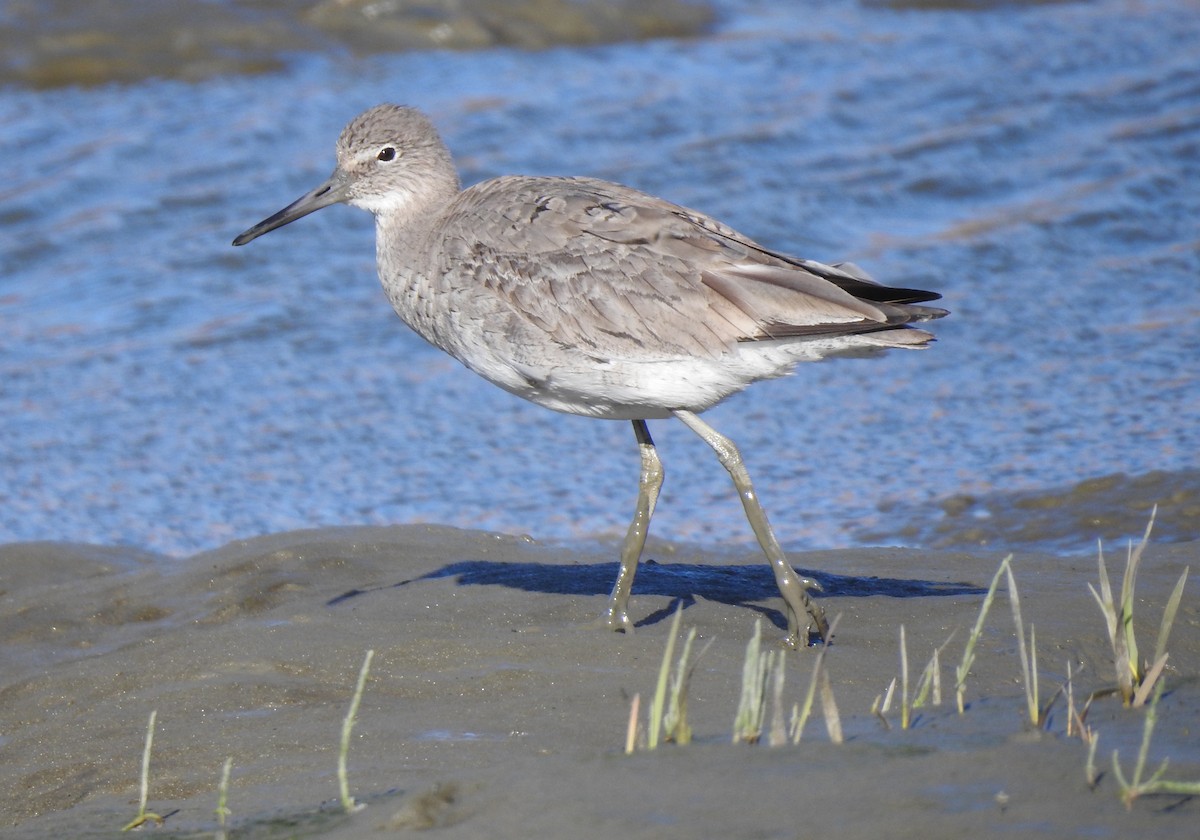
<box><xmin>1</xmin><ymin>526</ymin><xmax>1197</xmax><ymax>838</ymax></box>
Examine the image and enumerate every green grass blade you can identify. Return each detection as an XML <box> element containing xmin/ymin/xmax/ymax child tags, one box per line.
<box><xmin>1085</xmin><ymin>733</ymin><xmax>1100</xmax><ymax>789</ymax></box>
<box><xmin>792</xmin><ymin>613</ymin><xmax>841</xmax><ymax>743</ymax></box>
<box><xmin>121</xmin><ymin>710</ymin><xmax>164</xmax><ymax>831</ymax></box>
<box><xmin>664</xmin><ymin>626</ymin><xmax>703</xmax><ymax>745</ymax></box>
<box><xmin>900</xmin><ymin>624</ymin><xmax>910</xmax><ymax>729</ymax></box>
<box><xmin>768</xmin><ymin>652</ymin><xmax>787</xmax><ymax>747</ymax></box>
<box><xmin>1140</xmin><ymin>778</ymin><xmax>1200</xmax><ymax>796</ymax></box>
<box><xmin>1133</xmin><ymin>653</ymin><xmax>1169</xmax><ymax>708</ymax></box>
<box><xmin>820</xmin><ymin>668</ymin><xmax>844</xmax><ymax>745</ymax></box>
<box><xmin>733</xmin><ymin>619</ymin><xmax>766</xmax><ymax>743</ymax></box>
<box><xmin>1152</xmin><ymin>567</ymin><xmax>1189</xmax><ymax>669</ymax></box>
<box><xmin>1132</xmin><ymin>680</ymin><xmax>1165</xmax><ymax>789</ymax></box>
<box><xmin>956</xmin><ymin>555</ymin><xmax>1011</xmax><ymax>714</ymax></box>
<box><xmin>215</xmin><ymin>756</ymin><xmax>233</xmax><ymax>837</ymax></box>
<box><xmin>1004</xmin><ymin>563</ymin><xmax>1039</xmax><ymax>725</ymax></box>
<box><xmin>649</xmin><ymin>604</ymin><xmax>683</xmax><ymax>749</ymax></box>
<box><xmin>338</xmin><ymin>649</ymin><xmax>374</xmax><ymax>814</ymax></box>
<box><xmin>914</xmin><ymin>631</ymin><xmax>955</xmax><ymax>710</ymax></box>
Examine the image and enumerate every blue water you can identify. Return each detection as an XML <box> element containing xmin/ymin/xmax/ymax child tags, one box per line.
<box><xmin>2</xmin><ymin>0</ymin><xmax>1198</xmax><ymax>557</ymax></box>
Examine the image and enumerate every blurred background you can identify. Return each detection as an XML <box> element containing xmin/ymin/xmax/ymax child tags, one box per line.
<box><xmin>2</xmin><ymin>0</ymin><xmax>1197</xmax><ymax>559</ymax></box>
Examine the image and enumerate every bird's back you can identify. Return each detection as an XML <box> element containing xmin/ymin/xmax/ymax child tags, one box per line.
<box><xmin>389</xmin><ymin>174</ymin><xmax>946</xmax><ymax>418</ymax></box>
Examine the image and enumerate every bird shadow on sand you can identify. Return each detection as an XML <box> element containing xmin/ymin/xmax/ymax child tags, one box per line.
<box><xmin>328</xmin><ymin>559</ymin><xmax>985</xmax><ymax>632</ymax></box>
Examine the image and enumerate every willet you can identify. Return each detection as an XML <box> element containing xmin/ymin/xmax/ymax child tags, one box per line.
<box><xmin>233</xmin><ymin>104</ymin><xmax>947</xmax><ymax>647</ymax></box>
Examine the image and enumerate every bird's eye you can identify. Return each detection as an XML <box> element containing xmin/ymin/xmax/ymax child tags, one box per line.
<box><xmin>377</xmin><ymin>147</ymin><xmax>397</xmax><ymax>162</ymax></box>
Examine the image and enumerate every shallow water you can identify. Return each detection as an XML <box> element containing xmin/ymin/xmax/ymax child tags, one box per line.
<box><xmin>2</xmin><ymin>0</ymin><xmax>1198</xmax><ymax>558</ymax></box>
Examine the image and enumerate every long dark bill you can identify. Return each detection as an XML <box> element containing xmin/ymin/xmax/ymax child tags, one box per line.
<box><xmin>232</xmin><ymin>170</ymin><xmax>351</xmax><ymax>246</ymax></box>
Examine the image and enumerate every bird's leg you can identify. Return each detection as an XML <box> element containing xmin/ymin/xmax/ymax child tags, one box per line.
<box><xmin>601</xmin><ymin>419</ymin><xmax>664</xmax><ymax>633</ymax></box>
<box><xmin>673</xmin><ymin>410</ymin><xmax>829</xmax><ymax>648</ymax></box>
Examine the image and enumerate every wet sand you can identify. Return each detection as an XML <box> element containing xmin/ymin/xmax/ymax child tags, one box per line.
<box><xmin>1</xmin><ymin>527</ymin><xmax>1196</xmax><ymax>837</ymax></box>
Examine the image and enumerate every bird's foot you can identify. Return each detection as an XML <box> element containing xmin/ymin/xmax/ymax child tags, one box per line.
<box><xmin>782</xmin><ymin>587</ymin><xmax>829</xmax><ymax>648</ymax></box>
<box><xmin>798</xmin><ymin>574</ymin><xmax>824</xmax><ymax>593</ymax></box>
<box><xmin>806</xmin><ymin>602</ymin><xmax>830</xmax><ymax>645</ymax></box>
<box><xmin>598</xmin><ymin>604</ymin><xmax>635</xmax><ymax>635</ymax></box>
<box><xmin>783</xmin><ymin>620</ymin><xmax>828</xmax><ymax>650</ymax></box>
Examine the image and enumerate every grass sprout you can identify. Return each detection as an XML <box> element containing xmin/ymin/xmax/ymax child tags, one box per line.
<box><xmin>895</xmin><ymin>625</ymin><xmax>952</xmax><ymax>728</ymax></box>
<box><xmin>338</xmin><ymin>649</ymin><xmax>374</xmax><ymax>814</ymax></box>
<box><xmin>913</xmin><ymin>632</ymin><xmax>954</xmax><ymax>711</ymax></box>
<box><xmin>647</xmin><ymin>606</ymin><xmax>682</xmax><ymax>749</ymax></box>
<box><xmin>1005</xmin><ymin>562</ymin><xmax>1045</xmax><ymax>727</ymax></box>
<box><xmin>632</xmin><ymin>604</ymin><xmax>711</xmax><ymax>752</ymax></box>
<box><xmin>659</xmin><ymin>605</ymin><xmax>712</xmax><ymax>746</ymax></box>
<box><xmin>872</xmin><ymin>676</ymin><xmax>897</xmax><ymax>730</ymax></box>
<box><xmin>1086</xmin><ymin>732</ymin><xmax>1101</xmax><ymax>789</ymax></box>
<box><xmin>956</xmin><ymin>555</ymin><xmax>1011</xmax><ymax>714</ymax></box>
<box><xmin>767</xmin><ymin>651</ymin><xmax>787</xmax><ymax>747</ymax></box>
<box><xmin>790</xmin><ymin>613</ymin><xmax>842</xmax><ymax>744</ymax></box>
<box><xmin>899</xmin><ymin>624</ymin><xmax>911</xmax><ymax>729</ymax></box>
<box><xmin>214</xmin><ymin>757</ymin><xmax>233</xmax><ymax>840</ymax></box>
<box><xmin>1088</xmin><ymin>507</ymin><xmax>1189</xmax><ymax>707</ymax></box>
<box><xmin>662</xmin><ymin>624</ymin><xmax>703</xmax><ymax>745</ymax></box>
<box><xmin>121</xmin><ymin>709</ymin><xmax>164</xmax><ymax>832</ymax></box>
<box><xmin>1111</xmin><ymin>681</ymin><xmax>1200</xmax><ymax>808</ymax></box>
<box><xmin>625</xmin><ymin>693</ymin><xmax>641</xmax><ymax>755</ymax></box>
<box><xmin>819</xmin><ymin>666</ymin><xmax>844</xmax><ymax>745</ymax></box>
<box><xmin>1064</xmin><ymin>660</ymin><xmax>1095</xmax><ymax>743</ymax></box>
<box><xmin>732</xmin><ymin>618</ymin><xmax>775</xmax><ymax>744</ymax></box>
<box><xmin>1066</xmin><ymin>660</ymin><xmax>1079</xmax><ymax>738</ymax></box>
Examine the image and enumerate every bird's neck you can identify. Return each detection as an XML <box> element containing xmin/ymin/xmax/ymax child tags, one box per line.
<box><xmin>372</xmin><ymin>164</ymin><xmax>458</xmax><ymax>266</ymax></box>
<box><xmin>374</xmin><ymin>165</ymin><xmax>460</xmax><ymax>236</ymax></box>
<box><xmin>371</xmin><ymin>168</ymin><xmax>462</xmax><ymax>352</ymax></box>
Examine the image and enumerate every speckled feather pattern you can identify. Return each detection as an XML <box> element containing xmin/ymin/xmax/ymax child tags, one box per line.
<box><xmin>258</xmin><ymin>104</ymin><xmax>947</xmax><ymax>419</ymax></box>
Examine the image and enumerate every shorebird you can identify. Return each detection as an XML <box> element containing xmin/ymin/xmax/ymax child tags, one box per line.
<box><xmin>233</xmin><ymin>104</ymin><xmax>947</xmax><ymax>647</ymax></box>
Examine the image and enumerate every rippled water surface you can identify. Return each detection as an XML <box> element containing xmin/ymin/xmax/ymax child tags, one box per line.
<box><xmin>3</xmin><ymin>0</ymin><xmax>1198</xmax><ymax>557</ymax></box>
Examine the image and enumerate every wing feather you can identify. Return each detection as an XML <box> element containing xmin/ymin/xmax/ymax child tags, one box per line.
<box><xmin>430</xmin><ymin>175</ymin><xmax>944</xmax><ymax>362</ymax></box>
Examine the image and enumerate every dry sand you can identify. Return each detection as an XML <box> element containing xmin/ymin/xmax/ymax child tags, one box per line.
<box><xmin>1</xmin><ymin>526</ymin><xmax>1197</xmax><ymax>838</ymax></box>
